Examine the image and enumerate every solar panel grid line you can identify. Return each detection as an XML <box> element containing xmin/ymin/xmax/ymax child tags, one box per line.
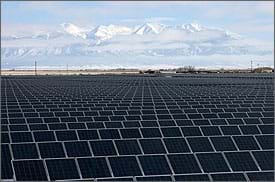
<box><xmin>164</xmin><ymin>154</ymin><xmax>176</xmax><ymax>175</ymax></box>
<box><xmin>42</xmin><ymin>159</ymin><xmax>51</xmax><ymax>181</ymax></box>
<box><xmin>221</xmin><ymin>152</ymin><xmax>234</xmax><ymax>172</ymax></box>
<box><xmin>74</xmin><ymin>158</ymin><xmax>84</xmax><ymax>180</ymax></box>
<box><xmin>135</xmin><ymin>155</ymin><xmax>146</xmax><ymax>176</ymax></box>
<box><xmin>248</xmin><ymin>151</ymin><xmax>264</xmax><ymax>172</ymax></box>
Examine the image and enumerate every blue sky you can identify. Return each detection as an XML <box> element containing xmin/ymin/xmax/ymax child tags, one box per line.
<box><xmin>2</xmin><ymin>1</ymin><xmax>274</xmax><ymax>41</ymax></box>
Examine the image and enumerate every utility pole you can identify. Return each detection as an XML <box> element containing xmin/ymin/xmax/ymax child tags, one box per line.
<box><xmin>67</xmin><ymin>64</ymin><xmax>68</xmax><ymax>74</ymax></box>
<box><xmin>250</xmin><ymin>60</ymin><xmax>253</xmax><ymax>73</ymax></box>
<box><xmin>35</xmin><ymin>61</ymin><xmax>37</xmax><ymax>76</ymax></box>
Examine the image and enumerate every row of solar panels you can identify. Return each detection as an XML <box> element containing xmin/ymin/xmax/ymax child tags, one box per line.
<box><xmin>2</xmin><ymin>124</ymin><xmax>274</xmax><ymax>141</ymax></box>
<box><xmin>2</xmin><ymin>123</ymin><xmax>274</xmax><ymax>136</ymax></box>
<box><xmin>1</xmin><ymin>94</ymin><xmax>273</xmax><ymax>99</ymax></box>
<box><xmin>2</xmin><ymin>101</ymin><xmax>273</xmax><ymax>108</ymax></box>
<box><xmin>3</xmin><ymin>146</ymin><xmax>273</xmax><ymax>181</ymax></box>
<box><xmin>2</xmin><ymin>134</ymin><xmax>274</xmax><ymax>156</ymax></box>
<box><xmin>2</xmin><ymin>105</ymin><xmax>273</xmax><ymax>112</ymax></box>
<box><xmin>1</xmin><ymin>112</ymin><xmax>274</xmax><ymax>122</ymax></box>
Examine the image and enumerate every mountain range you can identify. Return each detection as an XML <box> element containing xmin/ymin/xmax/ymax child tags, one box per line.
<box><xmin>1</xmin><ymin>22</ymin><xmax>273</xmax><ymax>69</ymax></box>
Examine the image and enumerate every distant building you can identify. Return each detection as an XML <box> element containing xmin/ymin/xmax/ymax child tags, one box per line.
<box><xmin>253</xmin><ymin>67</ymin><xmax>274</xmax><ymax>73</ymax></box>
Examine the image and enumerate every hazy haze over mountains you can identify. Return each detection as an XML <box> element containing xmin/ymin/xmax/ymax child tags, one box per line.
<box><xmin>1</xmin><ymin>22</ymin><xmax>273</xmax><ymax>69</ymax></box>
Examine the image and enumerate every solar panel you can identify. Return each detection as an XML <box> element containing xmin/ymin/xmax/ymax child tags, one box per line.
<box><xmin>168</xmin><ymin>154</ymin><xmax>201</xmax><ymax>174</ymax></box>
<box><xmin>163</xmin><ymin>137</ymin><xmax>190</xmax><ymax>153</ymax></box>
<box><xmin>99</xmin><ymin>129</ymin><xmax>121</xmax><ymax>139</ymax></box>
<box><xmin>246</xmin><ymin>172</ymin><xmax>274</xmax><ymax>181</ymax></box>
<box><xmin>12</xmin><ymin>143</ymin><xmax>39</xmax><ymax>159</ymax></box>
<box><xmin>120</xmin><ymin>128</ymin><xmax>142</xmax><ymax>138</ymax></box>
<box><xmin>38</xmin><ymin>142</ymin><xmax>66</xmax><ymax>158</ymax></box>
<box><xmin>161</xmin><ymin>127</ymin><xmax>182</xmax><ymax>137</ymax></box>
<box><xmin>139</xmin><ymin>139</ymin><xmax>166</xmax><ymax>154</ymax></box>
<box><xmin>136</xmin><ymin>176</ymin><xmax>172</xmax><ymax>181</ymax></box>
<box><xmin>109</xmin><ymin>156</ymin><xmax>142</xmax><ymax>177</ymax></box>
<box><xmin>196</xmin><ymin>153</ymin><xmax>230</xmax><ymax>172</ymax></box>
<box><xmin>46</xmin><ymin>159</ymin><xmax>80</xmax><ymax>180</ymax></box>
<box><xmin>233</xmin><ymin>136</ymin><xmax>260</xmax><ymax>150</ymax></box>
<box><xmin>77</xmin><ymin>157</ymin><xmax>111</xmax><ymax>178</ymax></box>
<box><xmin>77</xmin><ymin>129</ymin><xmax>99</xmax><ymax>140</ymax></box>
<box><xmin>33</xmin><ymin>131</ymin><xmax>56</xmax><ymax>142</ymax></box>
<box><xmin>1</xmin><ymin>144</ymin><xmax>13</xmax><ymax>179</ymax></box>
<box><xmin>255</xmin><ymin>135</ymin><xmax>274</xmax><ymax>150</ymax></box>
<box><xmin>138</xmin><ymin>155</ymin><xmax>172</xmax><ymax>175</ymax></box>
<box><xmin>211</xmin><ymin>173</ymin><xmax>246</xmax><ymax>181</ymax></box>
<box><xmin>174</xmin><ymin>174</ymin><xmax>210</xmax><ymax>181</ymax></box>
<box><xmin>187</xmin><ymin>137</ymin><xmax>214</xmax><ymax>152</ymax></box>
<box><xmin>64</xmin><ymin>141</ymin><xmax>92</xmax><ymax>157</ymax></box>
<box><xmin>10</xmin><ymin>132</ymin><xmax>33</xmax><ymax>143</ymax></box>
<box><xmin>200</xmin><ymin>126</ymin><xmax>222</xmax><ymax>136</ymax></box>
<box><xmin>56</xmin><ymin>130</ymin><xmax>78</xmax><ymax>141</ymax></box>
<box><xmin>13</xmin><ymin>160</ymin><xmax>48</xmax><ymax>181</ymax></box>
<box><xmin>1</xmin><ymin>74</ymin><xmax>274</xmax><ymax>181</ymax></box>
<box><xmin>89</xmin><ymin>140</ymin><xmax>117</xmax><ymax>156</ymax></box>
<box><xmin>252</xmin><ymin>151</ymin><xmax>274</xmax><ymax>171</ymax></box>
<box><xmin>115</xmin><ymin>140</ymin><xmax>142</xmax><ymax>155</ymax></box>
<box><xmin>140</xmin><ymin>128</ymin><xmax>162</xmax><ymax>138</ymax></box>
<box><xmin>224</xmin><ymin>152</ymin><xmax>259</xmax><ymax>171</ymax></box>
<box><xmin>181</xmin><ymin>126</ymin><xmax>202</xmax><ymax>136</ymax></box>
<box><xmin>210</xmin><ymin>136</ymin><xmax>237</xmax><ymax>151</ymax></box>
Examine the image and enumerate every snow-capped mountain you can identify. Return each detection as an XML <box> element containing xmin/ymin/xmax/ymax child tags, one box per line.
<box><xmin>1</xmin><ymin>22</ymin><xmax>273</xmax><ymax>69</ymax></box>
<box><xmin>181</xmin><ymin>23</ymin><xmax>203</xmax><ymax>32</ymax></box>
<box><xmin>61</xmin><ymin>23</ymin><xmax>89</xmax><ymax>39</ymax></box>
<box><xmin>134</xmin><ymin>23</ymin><xmax>166</xmax><ymax>35</ymax></box>
<box><xmin>86</xmin><ymin>24</ymin><xmax>132</xmax><ymax>42</ymax></box>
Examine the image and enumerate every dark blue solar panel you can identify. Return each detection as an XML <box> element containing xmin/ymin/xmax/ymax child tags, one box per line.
<box><xmin>168</xmin><ymin>154</ymin><xmax>201</xmax><ymax>174</ymax></box>
<box><xmin>89</xmin><ymin>140</ymin><xmax>117</xmax><ymax>156</ymax></box>
<box><xmin>10</xmin><ymin>132</ymin><xmax>33</xmax><ymax>143</ymax></box>
<box><xmin>109</xmin><ymin>156</ymin><xmax>142</xmax><ymax>177</ymax></box>
<box><xmin>252</xmin><ymin>151</ymin><xmax>274</xmax><ymax>171</ymax></box>
<box><xmin>64</xmin><ymin>141</ymin><xmax>92</xmax><ymax>157</ymax></box>
<box><xmin>77</xmin><ymin>157</ymin><xmax>111</xmax><ymax>178</ymax></box>
<box><xmin>13</xmin><ymin>160</ymin><xmax>48</xmax><ymax>181</ymax></box>
<box><xmin>197</xmin><ymin>153</ymin><xmax>230</xmax><ymax>172</ymax></box>
<box><xmin>210</xmin><ymin>136</ymin><xmax>237</xmax><ymax>151</ymax></box>
<box><xmin>46</xmin><ymin>159</ymin><xmax>80</xmax><ymax>180</ymax></box>
<box><xmin>1</xmin><ymin>74</ymin><xmax>273</xmax><ymax>181</ymax></box>
<box><xmin>115</xmin><ymin>140</ymin><xmax>142</xmax><ymax>155</ymax></box>
<box><xmin>120</xmin><ymin>128</ymin><xmax>142</xmax><ymax>138</ymax></box>
<box><xmin>140</xmin><ymin>128</ymin><xmax>162</xmax><ymax>138</ymax></box>
<box><xmin>99</xmin><ymin>129</ymin><xmax>120</xmax><ymax>139</ymax></box>
<box><xmin>139</xmin><ymin>139</ymin><xmax>166</xmax><ymax>154</ymax></box>
<box><xmin>246</xmin><ymin>172</ymin><xmax>274</xmax><ymax>181</ymax></box>
<box><xmin>55</xmin><ymin>130</ymin><xmax>78</xmax><ymax>141</ymax></box>
<box><xmin>163</xmin><ymin>137</ymin><xmax>190</xmax><ymax>153</ymax></box>
<box><xmin>225</xmin><ymin>152</ymin><xmax>259</xmax><ymax>171</ymax></box>
<box><xmin>136</xmin><ymin>176</ymin><xmax>172</xmax><ymax>181</ymax></box>
<box><xmin>12</xmin><ymin>143</ymin><xmax>39</xmax><ymax>159</ymax></box>
<box><xmin>211</xmin><ymin>173</ymin><xmax>246</xmax><ymax>181</ymax></box>
<box><xmin>255</xmin><ymin>135</ymin><xmax>274</xmax><ymax>150</ymax></box>
<box><xmin>174</xmin><ymin>174</ymin><xmax>210</xmax><ymax>181</ymax></box>
<box><xmin>138</xmin><ymin>155</ymin><xmax>172</xmax><ymax>175</ymax></box>
<box><xmin>38</xmin><ymin>142</ymin><xmax>66</xmax><ymax>158</ymax></box>
<box><xmin>233</xmin><ymin>136</ymin><xmax>260</xmax><ymax>150</ymax></box>
<box><xmin>187</xmin><ymin>137</ymin><xmax>214</xmax><ymax>152</ymax></box>
<box><xmin>1</xmin><ymin>144</ymin><xmax>13</xmax><ymax>179</ymax></box>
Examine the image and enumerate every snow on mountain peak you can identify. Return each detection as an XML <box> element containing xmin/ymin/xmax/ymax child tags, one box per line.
<box><xmin>87</xmin><ymin>24</ymin><xmax>132</xmax><ymax>41</ymax></box>
<box><xmin>181</xmin><ymin>23</ymin><xmax>203</xmax><ymax>32</ymax></box>
<box><xmin>134</xmin><ymin>22</ymin><xmax>166</xmax><ymax>35</ymax></box>
<box><xmin>60</xmin><ymin>23</ymin><xmax>88</xmax><ymax>39</ymax></box>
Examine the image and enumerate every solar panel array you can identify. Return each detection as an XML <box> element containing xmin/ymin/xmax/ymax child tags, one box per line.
<box><xmin>1</xmin><ymin>74</ymin><xmax>274</xmax><ymax>181</ymax></box>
